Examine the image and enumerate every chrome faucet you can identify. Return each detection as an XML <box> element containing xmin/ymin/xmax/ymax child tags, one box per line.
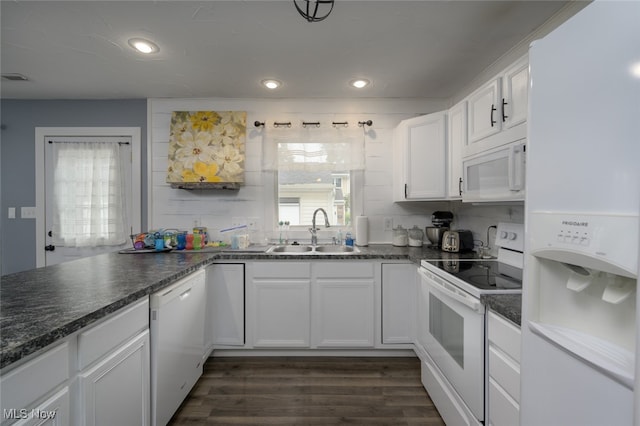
<box><xmin>310</xmin><ymin>208</ymin><xmax>330</xmax><ymax>246</ymax></box>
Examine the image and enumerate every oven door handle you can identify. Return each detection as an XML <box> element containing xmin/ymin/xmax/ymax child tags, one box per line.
<box><xmin>418</xmin><ymin>267</ymin><xmax>483</xmax><ymax>313</ymax></box>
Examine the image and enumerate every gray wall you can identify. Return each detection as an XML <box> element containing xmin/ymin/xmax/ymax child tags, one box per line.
<box><xmin>0</xmin><ymin>99</ymin><xmax>147</xmax><ymax>275</ymax></box>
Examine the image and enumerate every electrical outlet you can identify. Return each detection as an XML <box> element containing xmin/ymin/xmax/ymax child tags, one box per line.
<box><xmin>21</xmin><ymin>206</ymin><xmax>36</xmax><ymax>219</ymax></box>
<box><xmin>8</xmin><ymin>207</ymin><xmax>15</xmax><ymax>219</ymax></box>
<box><xmin>383</xmin><ymin>217</ymin><xmax>393</xmax><ymax>231</ymax></box>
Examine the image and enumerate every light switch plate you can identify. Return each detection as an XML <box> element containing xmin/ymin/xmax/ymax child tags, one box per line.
<box><xmin>21</xmin><ymin>206</ymin><xmax>36</xmax><ymax>219</ymax></box>
<box><xmin>8</xmin><ymin>207</ymin><xmax>15</xmax><ymax>219</ymax></box>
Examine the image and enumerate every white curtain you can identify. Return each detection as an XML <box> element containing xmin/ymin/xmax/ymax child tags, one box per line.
<box><xmin>262</xmin><ymin>123</ymin><xmax>365</xmax><ymax>172</ymax></box>
<box><xmin>51</xmin><ymin>141</ymin><xmax>127</xmax><ymax>247</ymax></box>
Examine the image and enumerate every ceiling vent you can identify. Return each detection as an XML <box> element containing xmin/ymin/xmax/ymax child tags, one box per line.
<box><xmin>1</xmin><ymin>73</ymin><xmax>29</xmax><ymax>81</ymax></box>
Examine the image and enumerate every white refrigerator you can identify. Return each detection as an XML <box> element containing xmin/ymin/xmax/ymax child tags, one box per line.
<box><xmin>521</xmin><ymin>1</ymin><xmax>640</xmax><ymax>425</ymax></box>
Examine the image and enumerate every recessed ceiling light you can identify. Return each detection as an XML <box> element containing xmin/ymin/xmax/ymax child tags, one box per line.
<box><xmin>350</xmin><ymin>79</ymin><xmax>370</xmax><ymax>89</ymax></box>
<box><xmin>262</xmin><ymin>79</ymin><xmax>281</xmax><ymax>90</ymax></box>
<box><xmin>128</xmin><ymin>38</ymin><xmax>159</xmax><ymax>54</ymax></box>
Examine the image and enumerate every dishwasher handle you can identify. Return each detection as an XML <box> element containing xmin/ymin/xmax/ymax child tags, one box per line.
<box><xmin>418</xmin><ymin>267</ymin><xmax>483</xmax><ymax>313</ymax></box>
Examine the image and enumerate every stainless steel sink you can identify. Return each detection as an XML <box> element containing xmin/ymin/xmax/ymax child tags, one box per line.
<box><xmin>268</xmin><ymin>245</ymin><xmax>313</xmax><ymax>253</ymax></box>
<box><xmin>314</xmin><ymin>245</ymin><xmax>358</xmax><ymax>253</ymax></box>
<box><xmin>266</xmin><ymin>245</ymin><xmax>359</xmax><ymax>255</ymax></box>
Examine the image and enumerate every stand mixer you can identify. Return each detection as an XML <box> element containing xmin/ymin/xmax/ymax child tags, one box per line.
<box><xmin>426</xmin><ymin>211</ymin><xmax>453</xmax><ymax>248</ymax></box>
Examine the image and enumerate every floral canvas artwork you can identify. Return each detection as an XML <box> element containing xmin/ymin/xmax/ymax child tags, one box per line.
<box><xmin>167</xmin><ymin>111</ymin><xmax>246</xmax><ymax>187</ymax></box>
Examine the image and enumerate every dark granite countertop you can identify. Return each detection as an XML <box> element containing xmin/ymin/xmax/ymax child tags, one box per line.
<box><xmin>0</xmin><ymin>243</ymin><xmax>508</xmax><ymax>370</ymax></box>
<box><xmin>481</xmin><ymin>294</ymin><xmax>522</xmax><ymax>326</ymax></box>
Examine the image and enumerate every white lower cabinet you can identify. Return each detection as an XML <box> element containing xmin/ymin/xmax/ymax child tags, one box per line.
<box><xmin>253</xmin><ymin>280</ymin><xmax>312</xmax><ymax>347</ymax></box>
<box><xmin>79</xmin><ymin>298</ymin><xmax>150</xmax><ymax>426</ymax></box>
<box><xmin>1</xmin><ymin>298</ymin><xmax>150</xmax><ymax>426</ymax></box>
<box><xmin>79</xmin><ymin>330</ymin><xmax>150</xmax><ymax>426</ymax></box>
<box><xmin>487</xmin><ymin>310</ymin><xmax>521</xmax><ymax>426</ymax></box>
<box><xmin>13</xmin><ymin>387</ymin><xmax>70</xmax><ymax>426</ymax></box>
<box><xmin>313</xmin><ymin>262</ymin><xmax>375</xmax><ymax>348</ymax></box>
<box><xmin>249</xmin><ymin>262</ymin><xmax>311</xmax><ymax>348</ymax></box>
<box><xmin>0</xmin><ymin>342</ymin><xmax>70</xmax><ymax>426</ymax></box>
<box><xmin>246</xmin><ymin>261</ymin><xmax>378</xmax><ymax>349</ymax></box>
<box><xmin>207</xmin><ymin>263</ymin><xmax>245</xmax><ymax>348</ymax></box>
<box><xmin>381</xmin><ymin>263</ymin><xmax>415</xmax><ymax>344</ymax></box>
<box><xmin>313</xmin><ymin>280</ymin><xmax>374</xmax><ymax>347</ymax></box>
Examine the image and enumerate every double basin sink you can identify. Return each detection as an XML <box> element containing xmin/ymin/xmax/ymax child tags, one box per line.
<box><xmin>266</xmin><ymin>244</ymin><xmax>360</xmax><ymax>255</ymax></box>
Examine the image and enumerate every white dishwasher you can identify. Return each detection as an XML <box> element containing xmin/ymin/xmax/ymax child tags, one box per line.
<box><xmin>150</xmin><ymin>269</ymin><xmax>206</xmax><ymax>426</ymax></box>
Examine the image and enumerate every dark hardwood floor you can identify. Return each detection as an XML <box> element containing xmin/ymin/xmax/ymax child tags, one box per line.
<box><xmin>168</xmin><ymin>356</ymin><xmax>445</xmax><ymax>425</ymax></box>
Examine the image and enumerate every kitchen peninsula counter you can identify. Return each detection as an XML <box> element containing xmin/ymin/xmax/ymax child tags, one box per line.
<box><xmin>0</xmin><ymin>244</ymin><xmax>515</xmax><ymax>369</ymax></box>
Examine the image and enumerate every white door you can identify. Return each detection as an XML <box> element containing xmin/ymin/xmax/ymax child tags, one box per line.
<box><xmin>35</xmin><ymin>128</ymin><xmax>141</xmax><ymax>267</ymax></box>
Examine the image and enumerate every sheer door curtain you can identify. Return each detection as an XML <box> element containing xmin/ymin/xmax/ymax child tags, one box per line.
<box><xmin>51</xmin><ymin>141</ymin><xmax>127</xmax><ymax>247</ymax></box>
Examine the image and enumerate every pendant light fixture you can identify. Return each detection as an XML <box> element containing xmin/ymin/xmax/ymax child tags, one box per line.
<box><xmin>294</xmin><ymin>0</ymin><xmax>335</xmax><ymax>23</ymax></box>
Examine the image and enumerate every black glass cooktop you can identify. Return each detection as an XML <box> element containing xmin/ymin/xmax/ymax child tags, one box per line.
<box><xmin>424</xmin><ymin>259</ymin><xmax>522</xmax><ymax>291</ymax></box>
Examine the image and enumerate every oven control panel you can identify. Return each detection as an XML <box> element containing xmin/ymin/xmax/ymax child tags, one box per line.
<box><xmin>495</xmin><ymin>222</ymin><xmax>524</xmax><ymax>252</ymax></box>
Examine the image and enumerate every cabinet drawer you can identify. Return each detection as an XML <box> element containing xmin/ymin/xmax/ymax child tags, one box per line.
<box><xmin>489</xmin><ymin>345</ymin><xmax>520</xmax><ymax>402</ymax></box>
<box><xmin>488</xmin><ymin>377</ymin><xmax>520</xmax><ymax>426</ymax></box>
<box><xmin>488</xmin><ymin>310</ymin><xmax>521</xmax><ymax>362</ymax></box>
<box><xmin>0</xmin><ymin>342</ymin><xmax>69</xmax><ymax>413</ymax></box>
<box><xmin>252</xmin><ymin>262</ymin><xmax>311</xmax><ymax>279</ymax></box>
<box><xmin>78</xmin><ymin>298</ymin><xmax>149</xmax><ymax>370</ymax></box>
<box><xmin>314</xmin><ymin>262</ymin><xmax>374</xmax><ymax>278</ymax></box>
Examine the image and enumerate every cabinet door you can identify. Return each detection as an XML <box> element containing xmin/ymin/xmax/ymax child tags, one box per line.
<box><xmin>208</xmin><ymin>264</ymin><xmax>245</xmax><ymax>347</ymax></box>
<box><xmin>381</xmin><ymin>264</ymin><xmax>415</xmax><ymax>344</ymax></box>
<box><xmin>252</xmin><ymin>280</ymin><xmax>311</xmax><ymax>347</ymax></box>
<box><xmin>79</xmin><ymin>331</ymin><xmax>150</xmax><ymax>426</ymax></box>
<box><xmin>313</xmin><ymin>279</ymin><xmax>375</xmax><ymax>347</ymax></box>
<box><xmin>502</xmin><ymin>56</ymin><xmax>529</xmax><ymax>130</ymax></box>
<box><xmin>13</xmin><ymin>387</ymin><xmax>70</xmax><ymax>426</ymax></box>
<box><xmin>447</xmin><ymin>101</ymin><xmax>466</xmax><ymax>199</ymax></box>
<box><xmin>403</xmin><ymin>112</ymin><xmax>447</xmax><ymax>200</ymax></box>
<box><xmin>467</xmin><ymin>78</ymin><xmax>501</xmax><ymax>145</ymax></box>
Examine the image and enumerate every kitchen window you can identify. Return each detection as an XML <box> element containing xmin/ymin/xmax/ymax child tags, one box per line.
<box><xmin>263</xmin><ymin>122</ymin><xmax>364</xmax><ymax>228</ymax></box>
<box><xmin>278</xmin><ymin>171</ymin><xmax>350</xmax><ymax>226</ymax></box>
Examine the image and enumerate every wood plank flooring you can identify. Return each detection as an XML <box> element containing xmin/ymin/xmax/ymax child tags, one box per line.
<box><xmin>168</xmin><ymin>357</ymin><xmax>445</xmax><ymax>425</ymax></box>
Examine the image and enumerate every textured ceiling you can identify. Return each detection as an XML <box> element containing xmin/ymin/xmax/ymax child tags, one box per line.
<box><xmin>1</xmin><ymin>1</ymin><xmax>572</xmax><ymax>99</ymax></box>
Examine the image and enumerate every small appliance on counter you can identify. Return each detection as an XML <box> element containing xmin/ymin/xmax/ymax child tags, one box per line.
<box><xmin>425</xmin><ymin>211</ymin><xmax>453</xmax><ymax>248</ymax></box>
<box><xmin>441</xmin><ymin>230</ymin><xmax>474</xmax><ymax>253</ymax></box>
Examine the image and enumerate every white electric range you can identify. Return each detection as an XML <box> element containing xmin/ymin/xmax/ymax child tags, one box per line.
<box><xmin>416</xmin><ymin>222</ymin><xmax>523</xmax><ymax>426</ymax></box>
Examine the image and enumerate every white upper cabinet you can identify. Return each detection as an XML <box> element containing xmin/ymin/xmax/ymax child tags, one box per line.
<box><xmin>447</xmin><ymin>101</ymin><xmax>466</xmax><ymax>199</ymax></box>
<box><xmin>393</xmin><ymin>111</ymin><xmax>448</xmax><ymax>201</ymax></box>
<box><xmin>467</xmin><ymin>78</ymin><xmax>502</xmax><ymax>145</ymax></box>
<box><xmin>502</xmin><ymin>56</ymin><xmax>529</xmax><ymax>130</ymax></box>
<box><xmin>464</xmin><ymin>56</ymin><xmax>529</xmax><ymax>157</ymax></box>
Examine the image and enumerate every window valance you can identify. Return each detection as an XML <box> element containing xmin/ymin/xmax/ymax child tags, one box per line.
<box><xmin>262</xmin><ymin>123</ymin><xmax>365</xmax><ymax>172</ymax></box>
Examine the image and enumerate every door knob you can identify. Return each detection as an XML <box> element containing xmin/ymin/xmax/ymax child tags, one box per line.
<box><xmin>45</xmin><ymin>245</ymin><xmax>55</xmax><ymax>251</ymax></box>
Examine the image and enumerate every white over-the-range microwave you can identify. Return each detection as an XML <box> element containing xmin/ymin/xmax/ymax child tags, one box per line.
<box><xmin>462</xmin><ymin>139</ymin><xmax>526</xmax><ymax>202</ymax></box>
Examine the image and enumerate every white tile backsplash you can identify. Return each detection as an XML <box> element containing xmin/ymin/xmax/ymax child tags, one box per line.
<box><xmin>148</xmin><ymin>98</ymin><xmax>521</xmax><ymax>244</ymax></box>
